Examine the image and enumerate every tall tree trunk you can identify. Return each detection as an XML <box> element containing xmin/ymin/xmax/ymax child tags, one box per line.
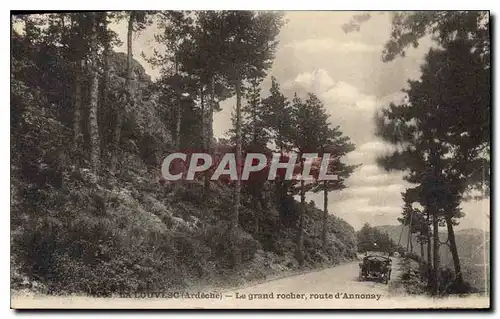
<box><xmin>112</xmin><ymin>12</ymin><xmax>134</xmax><ymax>174</ymax></box>
<box><xmin>253</xmin><ymin>183</ymin><xmax>262</xmax><ymax>237</ymax></box>
<box><xmin>432</xmin><ymin>209</ymin><xmax>440</xmax><ymax>295</ymax></box>
<box><xmin>430</xmin><ymin>146</ymin><xmax>442</xmax><ymax>295</ymax></box>
<box><xmin>228</xmin><ymin>75</ymin><xmax>242</xmax><ymax>268</ymax></box>
<box><xmin>255</xmin><ymin>211</ymin><xmax>260</xmax><ymax>236</ymax></box>
<box><xmin>204</xmin><ymin>77</ymin><xmax>215</xmax><ymax>193</ymax></box>
<box><xmin>205</xmin><ymin>77</ymin><xmax>215</xmax><ymax>191</ymax></box>
<box><xmin>252</xmin><ymin>85</ymin><xmax>257</xmax><ymax>144</ymax></box>
<box><xmin>275</xmin><ymin>179</ymin><xmax>282</xmax><ymax>240</ymax></box>
<box><xmin>175</xmin><ymin>62</ymin><xmax>182</xmax><ymax>150</ymax></box>
<box><xmin>445</xmin><ymin>214</ymin><xmax>464</xmax><ymax>285</ymax></box>
<box><xmin>397</xmin><ymin>224</ymin><xmax>404</xmax><ymax>247</ymax></box>
<box><xmin>321</xmin><ymin>181</ymin><xmax>328</xmax><ymax>250</ymax></box>
<box><xmin>126</xmin><ymin>12</ymin><xmax>134</xmax><ymax>116</ymax></box>
<box><xmin>407</xmin><ymin>211</ymin><xmax>413</xmax><ymax>252</ymax></box>
<box><xmin>72</xmin><ymin>11</ymin><xmax>85</xmax><ymax>159</ymax></box>
<box><xmin>73</xmin><ymin>59</ymin><xmax>83</xmax><ymax>155</ymax></box>
<box><xmin>420</xmin><ymin>238</ymin><xmax>424</xmax><ymax>260</ymax></box>
<box><xmin>426</xmin><ymin>209</ymin><xmax>432</xmax><ymax>288</ymax></box>
<box><xmin>409</xmin><ymin>233</ymin><xmax>413</xmax><ymax>253</ymax></box>
<box><xmin>88</xmin><ymin>15</ymin><xmax>100</xmax><ymax>175</ymax></box>
<box><xmin>295</xmin><ymin>157</ymin><xmax>305</xmax><ymax>265</ymax></box>
<box><xmin>200</xmin><ymin>84</ymin><xmax>209</xmax><ymax>194</ymax></box>
<box><xmin>200</xmin><ymin>85</ymin><xmax>205</xmax><ymax>150</ymax></box>
<box><xmin>171</xmin><ymin>62</ymin><xmax>183</xmax><ymax>194</ymax></box>
<box><xmin>208</xmin><ymin>76</ymin><xmax>215</xmax><ymax>153</ymax></box>
<box><xmin>101</xmin><ymin>14</ymin><xmax>111</xmax><ymax>161</ymax></box>
<box><xmin>233</xmin><ymin>77</ymin><xmax>242</xmax><ymax>230</ymax></box>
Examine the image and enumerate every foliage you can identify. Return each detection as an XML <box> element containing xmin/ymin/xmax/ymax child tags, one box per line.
<box><xmin>342</xmin><ymin>11</ymin><xmax>489</xmax><ymax>64</ymax></box>
<box><xmin>368</xmin><ymin>11</ymin><xmax>490</xmax><ymax>295</ymax></box>
<box><xmin>357</xmin><ymin>223</ymin><xmax>398</xmax><ymax>254</ymax></box>
<box><xmin>11</xmin><ymin>11</ymin><xmax>359</xmax><ymax>296</ymax></box>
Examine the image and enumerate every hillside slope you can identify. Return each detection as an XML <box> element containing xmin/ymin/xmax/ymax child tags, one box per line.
<box><xmin>11</xmin><ymin>52</ymin><xmax>358</xmax><ymax>296</ymax></box>
<box><xmin>375</xmin><ymin>225</ymin><xmax>490</xmax><ymax>291</ymax></box>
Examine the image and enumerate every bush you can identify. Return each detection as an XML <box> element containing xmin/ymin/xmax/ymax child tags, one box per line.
<box><xmin>439</xmin><ymin>267</ymin><xmax>477</xmax><ymax>295</ymax></box>
<box><xmin>204</xmin><ymin>224</ymin><xmax>261</xmax><ymax>267</ymax></box>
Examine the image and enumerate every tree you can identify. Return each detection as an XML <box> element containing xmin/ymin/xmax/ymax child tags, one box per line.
<box><xmin>242</xmin><ymin>76</ymin><xmax>269</xmax><ymax>149</ymax></box>
<box><xmin>12</xmin><ymin>12</ymin><xmax>122</xmax><ymax>173</ymax></box>
<box><xmin>342</xmin><ymin>11</ymin><xmax>489</xmax><ymax>66</ymax></box>
<box><xmin>220</xmin><ymin>11</ymin><xmax>284</xmax><ymax>238</ymax></box>
<box><xmin>240</xmin><ymin>76</ymin><xmax>270</xmax><ymax>235</ymax></box>
<box><xmin>150</xmin><ymin>11</ymin><xmax>194</xmax><ymax>150</ymax></box>
<box><xmin>177</xmin><ymin>11</ymin><xmax>234</xmax><ymax>194</ymax></box>
<box><xmin>88</xmin><ymin>13</ymin><xmax>102</xmax><ymax>174</ymax></box>
<box><xmin>375</xmin><ymin>39</ymin><xmax>490</xmax><ymax>293</ymax></box>
<box><xmin>350</xmin><ymin>11</ymin><xmax>492</xmax><ymax>294</ymax></box>
<box><xmin>70</xmin><ymin>14</ymin><xmax>88</xmax><ymax>158</ymax></box>
<box><xmin>399</xmin><ymin>189</ymin><xmax>430</xmax><ymax>258</ymax></box>
<box><xmin>110</xmin><ymin>11</ymin><xmax>136</xmax><ymax>174</ymax></box>
<box><xmin>288</xmin><ymin>93</ymin><xmax>330</xmax><ymax>264</ymax></box>
<box><xmin>158</xmin><ymin>11</ymin><xmax>284</xmax><ymax>266</ymax></box>
<box><xmin>312</xmin><ymin>126</ymin><xmax>358</xmax><ymax>250</ymax></box>
<box><xmin>357</xmin><ymin>223</ymin><xmax>376</xmax><ymax>253</ymax></box>
<box><xmin>261</xmin><ymin>76</ymin><xmax>293</xmax><ymax>154</ymax></box>
<box><xmin>12</xmin><ymin>14</ymin><xmax>77</xmax><ymax>186</ymax></box>
<box><xmin>65</xmin><ymin>13</ymin><xmax>100</xmax><ymax>164</ymax></box>
<box><xmin>260</xmin><ymin>77</ymin><xmax>294</xmax><ymax>223</ymax></box>
<box><xmin>357</xmin><ymin>223</ymin><xmax>397</xmax><ymax>253</ymax></box>
<box><xmin>12</xmin><ymin>11</ymin><xmax>368</xmax><ymax>295</ymax></box>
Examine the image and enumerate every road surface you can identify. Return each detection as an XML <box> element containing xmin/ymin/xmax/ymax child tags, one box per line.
<box><xmin>217</xmin><ymin>257</ymin><xmax>403</xmax><ymax>308</ymax></box>
<box><xmin>11</xmin><ymin>258</ymin><xmax>489</xmax><ymax>309</ymax></box>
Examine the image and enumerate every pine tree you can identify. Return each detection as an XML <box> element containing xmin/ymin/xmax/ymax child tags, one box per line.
<box><xmin>312</xmin><ymin>126</ymin><xmax>358</xmax><ymax>250</ymax></box>
<box><xmin>150</xmin><ymin>11</ymin><xmax>193</xmax><ymax>151</ymax></box>
<box><xmin>88</xmin><ymin>13</ymin><xmax>101</xmax><ymax>175</ymax></box>
<box><xmin>289</xmin><ymin>93</ymin><xmax>330</xmax><ymax>264</ymax></box>
<box><xmin>220</xmin><ymin>11</ymin><xmax>284</xmax><ymax>251</ymax></box>
<box><xmin>343</xmin><ymin>11</ymin><xmax>489</xmax><ymax>66</ymax></box>
<box><xmin>375</xmin><ymin>39</ymin><xmax>490</xmax><ymax>293</ymax></box>
<box><xmin>261</xmin><ymin>76</ymin><xmax>293</xmax><ymax>154</ymax></box>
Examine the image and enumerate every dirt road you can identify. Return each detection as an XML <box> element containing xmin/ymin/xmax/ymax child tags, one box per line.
<box><xmin>11</xmin><ymin>258</ymin><xmax>489</xmax><ymax>309</ymax></box>
<box><xmin>216</xmin><ymin>257</ymin><xmax>403</xmax><ymax>308</ymax></box>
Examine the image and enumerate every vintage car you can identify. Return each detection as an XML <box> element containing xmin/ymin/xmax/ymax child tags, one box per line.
<box><xmin>358</xmin><ymin>254</ymin><xmax>392</xmax><ymax>284</ymax></box>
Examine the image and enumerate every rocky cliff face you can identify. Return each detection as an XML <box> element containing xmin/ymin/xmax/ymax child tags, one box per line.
<box><xmin>107</xmin><ymin>51</ymin><xmax>173</xmax><ymax>171</ymax></box>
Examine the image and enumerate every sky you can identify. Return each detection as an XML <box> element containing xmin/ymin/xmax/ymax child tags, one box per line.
<box><xmin>110</xmin><ymin>11</ymin><xmax>490</xmax><ymax>231</ymax></box>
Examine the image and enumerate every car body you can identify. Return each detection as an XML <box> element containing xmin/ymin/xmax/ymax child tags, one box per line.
<box><xmin>358</xmin><ymin>254</ymin><xmax>392</xmax><ymax>284</ymax></box>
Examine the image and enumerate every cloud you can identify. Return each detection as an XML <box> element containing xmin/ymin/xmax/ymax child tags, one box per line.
<box><xmin>285</xmin><ymin>38</ymin><xmax>380</xmax><ymax>54</ymax></box>
<box><xmin>284</xmin><ymin>68</ymin><xmax>414</xmax><ymax>229</ymax></box>
<box><xmin>344</xmin><ymin>184</ymin><xmax>406</xmax><ymax>198</ymax></box>
<box><xmin>346</xmin><ymin>141</ymin><xmax>397</xmax><ymax>166</ymax></box>
<box><xmin>358</xmin><ymin>141</ymin><xmax>393</xmax><ymax>153</ymax></box>
<box><xmin>323</xmin><ymin>81</ymin><xmax>376</xmax><ymax>109</ymax></box>
<box><xmin>329</xmin><ymin>197</ymin><xmax>403</xmax><ymax>229</ymax></box>
<box><xmin>106</xmin><ymin>12</ymin><xmax>488</xmax><ymax>232</ymax></box>
<box><xmin>349</xmin><ymin>168</ymin><xmax>406</xmax><ymax>188</ymax></box>
<box><xmin>459</xmin><ymin>199</ymin><xmax>491</xmax><ymax>231</ymax></box>
<box><xmin>284</xmin><ymin>70</ymin><xmax>380</xmax><ymax>136</ymax></box>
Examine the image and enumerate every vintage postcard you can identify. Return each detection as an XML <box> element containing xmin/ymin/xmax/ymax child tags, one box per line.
<box><xmin>10</xmin><ymin>10</ymin><xmax>490</xmax><ymax>309</ymax></box>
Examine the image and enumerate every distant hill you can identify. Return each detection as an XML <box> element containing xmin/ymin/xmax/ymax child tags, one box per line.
<box><xmin>374</xmin><ymin>225</ymin><xmax>490</xmax><ymax>292</ymax></box>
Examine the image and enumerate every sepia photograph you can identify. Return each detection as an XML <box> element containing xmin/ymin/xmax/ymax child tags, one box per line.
<box><xmin>10</xmin><ymin>10</ymin><xmax>491</xmax><ymax>309</ymax></box>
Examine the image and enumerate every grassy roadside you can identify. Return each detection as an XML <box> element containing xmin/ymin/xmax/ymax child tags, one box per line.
<box><xmin>11</xmin><ymin>255</ymin><xmax>357</xmax><ymax>298</ymax></box>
